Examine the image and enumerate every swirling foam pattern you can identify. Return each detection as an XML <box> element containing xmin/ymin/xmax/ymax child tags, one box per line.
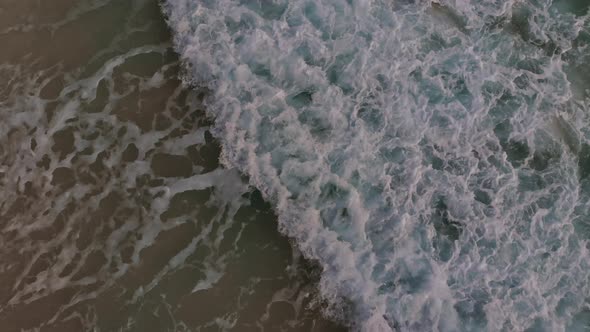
<box><xmin>163</xmin><ymin>0</ymin><xmax>590</xmax><ymax>330</ymax></box>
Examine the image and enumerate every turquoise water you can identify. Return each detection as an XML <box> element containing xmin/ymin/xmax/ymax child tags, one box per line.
<box><xmin>164</xmin><ymin>0</ymin><xmax>590</xmax><ymax>331</ymax></box>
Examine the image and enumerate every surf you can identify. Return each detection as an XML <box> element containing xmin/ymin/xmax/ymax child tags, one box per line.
<box><xmin>163</xmin><ymin>0</ymin><xmax>590</xmax><ymax>330</ymax></box>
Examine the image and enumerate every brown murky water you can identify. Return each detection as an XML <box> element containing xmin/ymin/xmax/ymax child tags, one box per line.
<box><xmin>0</xmin><ymin>1</ymin><xmax>346</xmax><ymax>331</ymax></box>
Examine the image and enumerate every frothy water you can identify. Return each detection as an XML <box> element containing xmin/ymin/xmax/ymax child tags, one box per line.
<box><xmin>163</xmin><ymin>0</ymin><xmax>590</xmax><ymax>330</ymax></box>
<box><xmin>0</xmin><ymin>1</ymin><xmax>345</xmax><ymax>331</ymax></box>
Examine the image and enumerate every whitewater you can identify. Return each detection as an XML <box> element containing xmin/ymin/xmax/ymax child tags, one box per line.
<box><xmin>163</xmin><ymin>0</ymin><xmax>590</xmax><ymax>330</ymax></box>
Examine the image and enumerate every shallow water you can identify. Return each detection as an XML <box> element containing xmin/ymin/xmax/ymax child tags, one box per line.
<box><xmin>0</xmin><ymin>1</ymin><xmax>345</xmax><ymax>331</ymax></box>
<box><xmin>164</xmin><ymin>0</ymin><xmax>590</xmax><ymax>331</ymax></box>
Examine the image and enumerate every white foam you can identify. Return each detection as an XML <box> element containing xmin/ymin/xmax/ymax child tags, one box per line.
<box><xmin>163</xmin><ymin>0</ymin><xmax>590</xmax><ymax>330</ymax></box>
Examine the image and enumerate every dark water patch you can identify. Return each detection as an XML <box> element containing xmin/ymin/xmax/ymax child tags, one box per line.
<box><xmin>288</xmin><ymin>90</ymin><xmax>315</xmax><ymax>108</ymax></box>
<box><xmin>553</xmin><ymin>0</ymin><xmax>590</xmax><ymax>17</ymax></box>
<box><xmin>151</xmin><ymin>153</ymin><xmax>193</xmax><ymax>178</ymax></box>
<box><xmin>578</xmin><ymin>143</ymin><xmax>590</xmax><ymax>181</ymax></box>
<box><xmin>432</xmin><ymin>199</ymin><xmax>462</xmax><ymax>242</ymax></box>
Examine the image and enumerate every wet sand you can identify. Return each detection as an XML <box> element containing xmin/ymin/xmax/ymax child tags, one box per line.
<box><xmin>0</xmin><ymin>0</ymin><xmax>346</xmax><ymax>331</ymax></box>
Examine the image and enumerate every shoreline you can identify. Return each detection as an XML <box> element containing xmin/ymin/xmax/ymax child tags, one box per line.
<box><xmin>0</xmin><ymin>0</ymin><xmax>347</xmax><ymax>330</ymax></box>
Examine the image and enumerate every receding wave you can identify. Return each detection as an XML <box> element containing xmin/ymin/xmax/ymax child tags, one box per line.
<box><xmin>163</xmin><ymin>0</ymin><xmax>590</xmax><ymax>330</ymax></box>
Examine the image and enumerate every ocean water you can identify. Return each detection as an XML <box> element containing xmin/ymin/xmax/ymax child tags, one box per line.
<box><xmin>0</xmin><ymin>1</ymin><xmax>344</xmax><ymax>331</ymax></box>
<box><xmin>163</xmin><ymin>0</ymin><xmax>590</xmax><ymax>331</ymax></box>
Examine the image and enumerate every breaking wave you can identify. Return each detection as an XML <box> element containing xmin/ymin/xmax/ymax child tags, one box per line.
<box><xmin>163</xmin><ymin>0</ymin><xmax>590</xmax><ymax>330</ymax></box>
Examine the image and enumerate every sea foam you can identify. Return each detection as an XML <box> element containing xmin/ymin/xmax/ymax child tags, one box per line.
<box><xmin>163</xmin><ymin>0</ymin><xmax>590</xmax><ymax>330</ymax></box>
